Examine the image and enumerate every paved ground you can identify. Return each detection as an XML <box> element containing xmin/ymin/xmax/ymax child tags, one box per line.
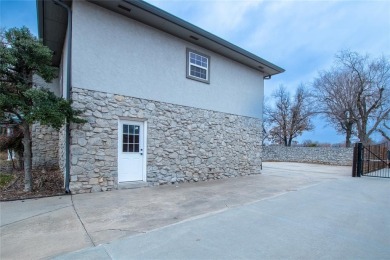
<box><xmin>1</xmin><ymin>162</ymin><xmax>388</xmax><ymax>259</ymax></box>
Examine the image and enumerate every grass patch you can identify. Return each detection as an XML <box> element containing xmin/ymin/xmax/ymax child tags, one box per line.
<box><xmin>0</xmin><ymin>174</ymin><xmax>14</xmax><ymax>188</ymax></box>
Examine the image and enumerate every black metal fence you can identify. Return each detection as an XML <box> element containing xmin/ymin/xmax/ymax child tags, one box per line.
<box><xmin>352</xmin><ymin>142</ymin><xmax>390</xmax><ymax>178</ymax></box>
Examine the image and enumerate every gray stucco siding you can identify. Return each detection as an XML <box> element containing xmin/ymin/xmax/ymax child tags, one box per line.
<box><xmin>71</xmin><ymin>1</ymin><xmax>264</xmax><ymax>119</ymax></box>
<box><xmin>33</xmin><ymin>74</ymin><xmax>61</xmax><ymax>97</ymax></box>
<box><xmin>60</xmin><ymin>27</ymin><xmax>69</xmax><ymax>99</ymax></box>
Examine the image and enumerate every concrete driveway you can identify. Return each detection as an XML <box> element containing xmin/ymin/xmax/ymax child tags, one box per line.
<box><xmin>1</xmin><ymin>162</ymin><xmax>388</xmax><ymax>259</ymax></box>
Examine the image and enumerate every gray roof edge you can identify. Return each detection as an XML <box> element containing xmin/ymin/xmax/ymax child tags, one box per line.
<box><xmin>36</xmin><ymin>0</ymin><xmax>285</xmax><ymax>74</ymax></box>
<box><xmin>124</xmin><ymin>0</ymin><xmax>285</xmax><ymax>74</ymax></box>
<box><xmin>37</xmin><ymin>0</ymin><xmax>44</xmax><ymax>39</ymax></box>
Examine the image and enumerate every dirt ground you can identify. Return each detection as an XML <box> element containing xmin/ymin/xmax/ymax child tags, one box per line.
<box><xmin>0</xmin><ymin>167</ymin><xmax>65</xmax><ymax>201</ymax></box>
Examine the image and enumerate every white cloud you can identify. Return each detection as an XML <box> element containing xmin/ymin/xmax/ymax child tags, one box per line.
<box><xmin>242</xmin><ymin>0</ymin><xmax>390</xmax><ymax>87</ymax></box>
<box><xmin>146</xmin><ymin>0</ymin><xmax>263</xmax><ymax>38</ymax></box>
<box><xmin>195</xmin><ymin>1</ymin><xmax>262</xmax><ymax>37</ymax></box>
<box><xmin>146</xmin><ymin>0</ymin><xmax>389</xmax><ymax>143</ymax></box>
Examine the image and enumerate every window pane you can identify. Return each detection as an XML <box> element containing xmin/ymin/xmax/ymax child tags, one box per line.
<box><xmin>123</xmin><ymin>134</ymin><xmax>128</xmax><ymax>143</ymax></box>
<box><xmin>122</xmin><ymin>124</ymin><xmax>142</xmax><ymax>152</ymax></box>
<box><xmin>190</xmin><ymin>65</ymin><xmax>207</xmax><ymax>80</ymax></box>
<box><xmin>189</xmin><ymin>52</ymin><xmax>207</xmax><ymax>69</ymax></box>
<box><xmin>188</xmin><ymin>51</ymin><xmax>209</xmax><ymax>82</ymax></box>
<box><xmin>190</xmin><ymin>65</ymin><xmax>196</xmax><ymax>73</ymax></box>
<box><xmin>200</xmin><ymin>68</ymin><xmax>207</xmax><ymax>79</ymax></box>
<box><xmin>129</xmin><ymin>125</ymin><xmax>134</xmax><ymax>134</ymax></box>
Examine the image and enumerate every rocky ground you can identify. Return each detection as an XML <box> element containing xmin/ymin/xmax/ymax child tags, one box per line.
<box><xmin>0</xmin><ymin>168</ymin><xmax>65</xmax><ymax>201</ymax></box>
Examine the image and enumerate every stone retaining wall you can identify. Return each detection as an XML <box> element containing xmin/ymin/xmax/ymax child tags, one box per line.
<box><xmin>32</xmin><ymin>124</ymin><xmax>59</xmax><ymax>169</ymax></box>
<box><xmin>69</xmin><ymin>87</ymin><xmax>263</xmax><ymax>193</ymax></box>
<box><xmin>262</xmin><ymin>146</ymin><xmax>353</xmax><ymax>166</ymax></box>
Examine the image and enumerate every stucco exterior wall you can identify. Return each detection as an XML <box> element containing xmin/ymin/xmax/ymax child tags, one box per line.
<box><xmin>60</xmin><ymin>28</ymin><xmax>69</xmax><ymax>99</ymax></box>
<box><xmin>71</xmin><ymin>1</ymin><xmax>264</xmax><ymax>119</ymax></box>
<box><xmin>33</xmin><ymin>74</ymin><xmax>61</xmax><ymax>97</ymax></box>
<box><xmin>263</xmin><ymin>146</ymin><xmax>354</xmax><ymax>166</ymax></box>
<box><xmin>69</xmin><ymin>88</ymin><xmax>263</xmax><ymax>194</ymax></box>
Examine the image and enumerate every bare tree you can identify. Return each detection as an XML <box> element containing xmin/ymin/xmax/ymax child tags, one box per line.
<box><xmin>340</xmin><ymin>51</ymin><xmax>390</xmax><ymax>144</ymax></box>
<box><xmin>378</xmin><ymin>121</ymin><xmax>390</xmax><ymax>141</ymax></box>
<box><xmin>313</xmin><ymin>69</ymin><xmax>357</xmax><ymax>147</ymax></box>
<box><xmin>314</xmin><ymin>50</ymin><xmax>390</xmax><ymax>145</ymax></box>
<box><xmin>264</xmin><ymin>85</ymin><xmax>315</xmax><ymax>146</ymax></box>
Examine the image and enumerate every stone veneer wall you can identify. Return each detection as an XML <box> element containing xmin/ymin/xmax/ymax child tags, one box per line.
<box><xmin>58</xmin><ymin>125</ymin><xmax>66</xmax><ymax>173</ymax></box>
<box><xmin>31</xmin><ymin>123</ymin><xmax>59</xmax><ymax>169</ymax></box>
<box><xmin>69</xmin><ymin>87</ymin><xmax>263</xmax><ymax>193</ymax></box>
<box><xmin>262</xmin><ymin>146</ymin><xmax>353</xmax><ymax>166</ymax></box>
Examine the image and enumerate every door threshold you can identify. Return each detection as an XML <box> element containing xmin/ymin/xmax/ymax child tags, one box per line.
<box><xmin>118</xmin><ymin>181</ymin><xmax>150</xmax><ymax>190</ymax></box>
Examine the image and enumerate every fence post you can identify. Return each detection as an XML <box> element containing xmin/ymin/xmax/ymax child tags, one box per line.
<box><xmin>356</xmin><ymin>142</ymin><xmax>363</xmax><ymax>177</ymax></box>
<box><xmin>352</xmin><ymin>143</ymin><xmax>357</xmax><ymax>177</ymax></box>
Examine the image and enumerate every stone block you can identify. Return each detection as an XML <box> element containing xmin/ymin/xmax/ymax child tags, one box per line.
<box><xmin>89</xmin><ymin>178</ymin><xmax>99</xmax><ymax>185</ymax></box>
<box><xmin>91</xmin><ymin>185</ymin><xmax>102</xmax><ymax>192</ymax></box>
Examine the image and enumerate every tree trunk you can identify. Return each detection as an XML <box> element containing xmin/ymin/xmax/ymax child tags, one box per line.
<box><xmin>17</xmin><ymin>150</ymin><xmax>24</xmax><ymax>170</ymax></box>
<box><xmin>345</xmin><ymin>123</ymin><xmax>353</xmax><ymax>148</ymax></box>
<box><xmin>345</xmin><ymin>130</ymin><xmax>351</xmax><ymax>148</ymax></box>
<box><xmin>21</xmin><ymin>122</ymin><xmax>32</xmax><ymax>192</ymax></box>
<box><xmin>358</xmin><ymin>117</ymin><xmax>369</xmax><ymax>144</ymax></box>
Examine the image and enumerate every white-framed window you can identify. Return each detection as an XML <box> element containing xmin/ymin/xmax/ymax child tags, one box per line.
<box><xmin>186</xmin><ymin>48</ymin><xmax>210</xmax><ymax>83</ymax></box>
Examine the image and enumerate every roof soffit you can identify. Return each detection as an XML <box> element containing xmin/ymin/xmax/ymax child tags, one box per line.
<box><xmin>38</xmin><ymin>0</ymin><xmax>284</xmax><ymax>75</ymax></box>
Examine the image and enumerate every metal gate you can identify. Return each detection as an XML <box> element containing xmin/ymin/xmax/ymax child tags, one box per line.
<box><xmin>352</xmin><ymin>142</ymin><xmax>390</xmax><ymax>178</ymax></box>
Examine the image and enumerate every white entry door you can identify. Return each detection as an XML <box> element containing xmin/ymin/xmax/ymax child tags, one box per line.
<box><xmin>118</xmin><ymin>121</ymin><xmax>145</xmax><ymax>182</ymax></box>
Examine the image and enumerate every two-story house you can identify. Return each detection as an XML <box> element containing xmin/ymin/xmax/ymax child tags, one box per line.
<box><xmin>35</xmin><ymin>0</ymin><xmax>284</xmax><ymax>193</ymax></box>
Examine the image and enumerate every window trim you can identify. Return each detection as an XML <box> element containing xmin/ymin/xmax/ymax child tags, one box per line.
<box><xmin>186</xmin><ymin>48</ymin><xmax>210</xmax><ymax>84</ymax></box>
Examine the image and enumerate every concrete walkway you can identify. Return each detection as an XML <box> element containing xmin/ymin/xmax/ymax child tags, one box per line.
<box><xmin>2</xmin><ymin>162</ymin><xmax>388</xmax><ymax>259</ymax></box>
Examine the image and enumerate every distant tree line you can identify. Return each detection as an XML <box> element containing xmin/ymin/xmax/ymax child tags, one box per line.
<box><xmin>264</xmin><ymin>50</ymin><xmax>390</xmax><ymax>147</ymax></box>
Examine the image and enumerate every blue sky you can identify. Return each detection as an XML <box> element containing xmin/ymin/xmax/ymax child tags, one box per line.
<box><xmin>1</xmin><ymin>0</ymin><xmax>389</xmax><ymax>144</ymax></box>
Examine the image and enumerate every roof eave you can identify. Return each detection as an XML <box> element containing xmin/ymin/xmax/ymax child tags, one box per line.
<box><xmin>124</xmin><ymin>0</ymin><xmax>285</xmax><ymax>75</ymax></box>
<box><xmin>37</xmin><ymin>0</ymin><xmax>44</xmax><ymax>40</ymax></box>
<box><xmin>37</xmin><ymin>0</ymin><xmax>285</xmax><ymax>75</ymax></box>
